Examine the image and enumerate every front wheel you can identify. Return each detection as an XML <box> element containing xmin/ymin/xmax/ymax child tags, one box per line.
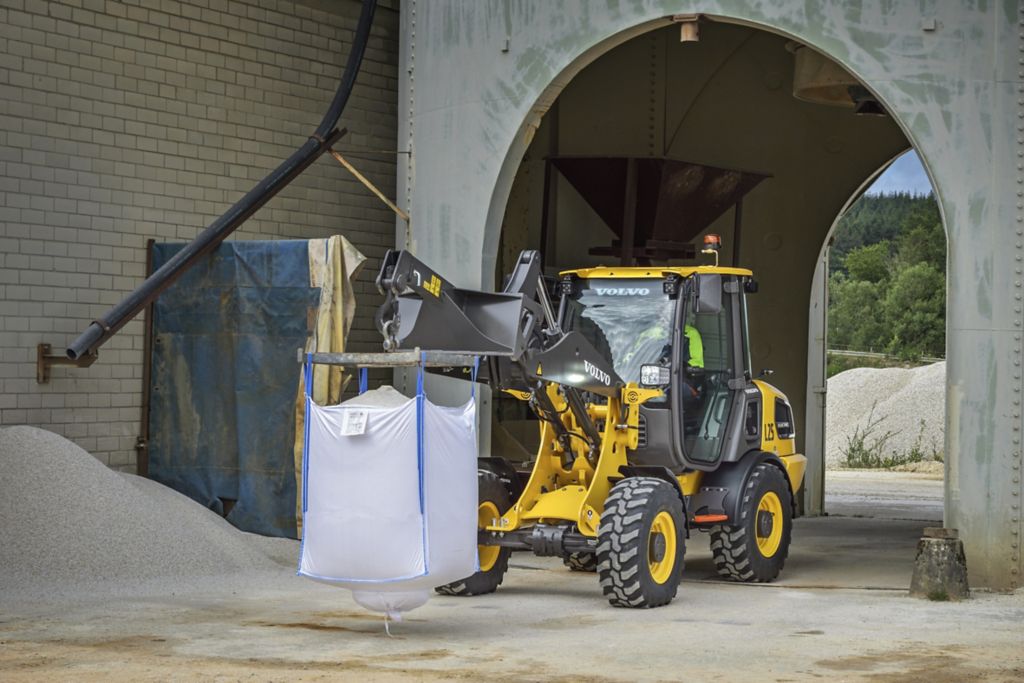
<box><xmin>710</xmin><ymin>462</ymin><xmax>793</xmax><ymax>582</ymax></box>
<box><xmin>597</xmin><ymin>477</ymin><xmax>686</xmax><ymax>608</ymax></box>
<box><xmin>436</xmin><ymin>470</ymin><xmax>511</xmax><ymax>596</ymax></box>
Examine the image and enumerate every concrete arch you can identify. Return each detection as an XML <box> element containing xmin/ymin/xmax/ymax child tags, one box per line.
<box><xmin>400</xmin><ymin>1</ymin><xmax>1021</xmax><ymax>588</ymax></box>
<box><xmin>481</xmin><ymin>15</ymin><xmax>951</xmax><ymax>289</ymax></box>
<box><xmin>483</xmin><ymin>13</ymin><xmax>939</xmax><ymax>514</ymax></box>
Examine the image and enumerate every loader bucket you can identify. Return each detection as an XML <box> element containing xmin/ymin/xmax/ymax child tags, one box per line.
<box><xmin>375</xmin><ymin>247</ymin><xmax>529</xmax><ymax>356</ymax></box>
<box><xmin>381</xmin><ymin>288</ymin><xmax>526</xmax><ymax>357</ymax></box>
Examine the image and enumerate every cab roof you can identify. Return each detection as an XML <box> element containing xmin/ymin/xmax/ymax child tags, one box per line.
<box><xmin>560</xmin><ymin>265</ymin><xmax>754</xmax><ymax>279</ymax></box>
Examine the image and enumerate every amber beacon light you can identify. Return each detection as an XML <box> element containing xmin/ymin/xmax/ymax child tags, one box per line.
<box><xmin>701</xmin><ymin>234</ymin><xmax>722</xmax><ymax>266</ymax></box>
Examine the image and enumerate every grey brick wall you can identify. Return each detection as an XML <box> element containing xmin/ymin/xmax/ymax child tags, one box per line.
<box><xmin>0</xmin><ymin>0</ymin><xmax>400</xmax><ymax>469</ymax></box>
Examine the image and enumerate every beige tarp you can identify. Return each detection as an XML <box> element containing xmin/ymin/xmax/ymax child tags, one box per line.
<box><xmin>293</xmin><ymin>235</ymin><xmax>366</xmax><ymax>537</ymax></box>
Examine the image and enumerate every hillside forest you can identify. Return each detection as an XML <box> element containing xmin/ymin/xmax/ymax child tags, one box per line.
<box><xmin>828</xmin><ymin>192</ymin><xmax>945</xmax><ymax>361</ymax></box>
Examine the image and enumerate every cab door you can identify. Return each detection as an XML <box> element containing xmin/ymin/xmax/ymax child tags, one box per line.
<box><xmin>676</xmin><ymin>274</ymin><xmax>746</xmax><ymax>466</ymax></box>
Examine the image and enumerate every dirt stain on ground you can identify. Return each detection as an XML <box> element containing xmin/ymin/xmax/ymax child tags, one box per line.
<box><xmin>4</xmin><ymin>633</ymin><xmax>1019</xmax><ymax>683</ymax></box>
<box><xmin>814</xmin><ymin>645</ymin><xmax>1023</xmax><ymax>682</ymax></box>
<box><xmin>254</xmin><ymin>619</ymin><xmax>379</xmax><ymax>635</ymax></box>
<box><xmin>87</xmin><ymin>635</ymin><xmax>170</xmax><ymax>648</ymax></box>
<box><xmin>535</xmin><ymin>614</ymin><xmax>609</xmax><ymax>630</ymax></box>
<box><xmin>308</xmin><ymin>609</ymin><xmax>420</xmax><ymax>622</ymax></box>
<box><xmin>0</xmin><ymin>637</ymin><xmax>620</xmax><ymax>683</ymax></box>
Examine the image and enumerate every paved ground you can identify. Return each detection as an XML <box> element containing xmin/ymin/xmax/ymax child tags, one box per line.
<box><xmin>826</xmin><ymin>470</ymin><xmax>944</xmax><ymax>521</ymax></box>
<box><xmin>1</xmin><ymin>472</ymin><xmax>1020</xmax><ymax>682</ymax></box>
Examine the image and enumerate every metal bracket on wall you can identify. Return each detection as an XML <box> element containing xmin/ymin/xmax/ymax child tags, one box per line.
<box><xmin>36</xmin><ymin>343</ymin><xmax>97</xmax><ymax>384</ymax></box>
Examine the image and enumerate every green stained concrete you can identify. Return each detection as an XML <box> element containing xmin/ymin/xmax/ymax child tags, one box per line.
<box><xmin>398</xmin><ymin>0</ymin><xmax>1023</xmax><ymax>589</ymax></box>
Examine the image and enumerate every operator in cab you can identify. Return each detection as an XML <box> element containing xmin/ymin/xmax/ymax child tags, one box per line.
<box><xmin>682</xmin><ymin>322</ymin><xmax>704</xmax><ymax>405</ymax></box>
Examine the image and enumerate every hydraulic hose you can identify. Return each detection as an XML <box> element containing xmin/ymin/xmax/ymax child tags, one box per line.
<box><xmin>67</xmin><ymin>0</ymin><xmax>378</xmax><ymax>360</ymax></box>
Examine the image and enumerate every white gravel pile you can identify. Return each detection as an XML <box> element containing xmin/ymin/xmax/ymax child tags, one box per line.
<box><xmin>342</xmin><ymin>385</ymin><xmax>410</xmax><ymax>408</ymax></box>
<box><xmin>826</xmin><ymin>361</ymin><xmax>945</xmax><ymax>468</ymax></box>
<box><xmin>0</xmin><ymin>426</ymin><xmax>281</xmax><ymax>598</ymax></box>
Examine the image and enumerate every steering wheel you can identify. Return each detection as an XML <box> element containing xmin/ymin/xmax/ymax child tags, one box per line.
<box><xmin>686</xmin><ymin>368</ymin><xmax>731</xmax><ymax>393</ymax></box>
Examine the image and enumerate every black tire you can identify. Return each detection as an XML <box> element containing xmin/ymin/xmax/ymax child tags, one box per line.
<box><xmin>710</xmin><ymin>462</ymin><xmax>792</xmax><ymax>582</ymax></box>
<box><xmin>436</xmin><ymin>470</ymin><xmax>511</xmax><ymax>596</ymax></box>
<box><xmin>597</xmin><ymin>477</ymin><xmax>686</xmax><ymax>608</ymax></box>
<box><xmin>563</xmin><ymin>552</ymin><xmax>598</xmax><ymax>572</ymax></box>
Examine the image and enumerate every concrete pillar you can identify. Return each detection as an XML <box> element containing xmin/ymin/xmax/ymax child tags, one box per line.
<box><xmin>804</xmin><ymin>249</ymin><xmax>829</xmax><ymax>516</ymax></box>
<box><xmin>942</xmin><ymin>5</ymin><xmax>1024</xmax><ymax>587</ymax></box>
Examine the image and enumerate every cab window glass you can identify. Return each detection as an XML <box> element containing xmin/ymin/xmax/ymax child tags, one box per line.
<box><xmin>684</xmin><ymin>276</ymin><xmax>737</xmax><ymax>463</ymax></box>
<box><xmin>564</xmin><ymin>279</ymin><xmax>674</xmax><ymax>385</ymax></box>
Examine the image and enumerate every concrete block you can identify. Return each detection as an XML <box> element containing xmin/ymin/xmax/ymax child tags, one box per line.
<box><xmin>910</xmin><ymin>528</ymin><xmax>970</xmax><ymax>601</ymax></box>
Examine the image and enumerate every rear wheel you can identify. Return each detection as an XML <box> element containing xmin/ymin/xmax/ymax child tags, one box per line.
<box><xmin>597</xmin><ymin>477</ymin><xmax>685</xmax><ymax>608</ymax></box>
<box><xmin>436</xmin><ymin>470</ymin><xmax>511</xmax><ymax>596</ymax></box>
<box><xmin>562</xmin><ymin>552</ymin><xmax>598</xmax><ymax>572</ymax></box>
<box><xmin>710</xmin><ymin>462</ymin><xmax>792</xmax><ymax>582</ymax></box>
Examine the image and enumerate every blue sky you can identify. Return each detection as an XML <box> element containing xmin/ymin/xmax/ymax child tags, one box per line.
<box><xmin>865</xmin><ymin>150</ymin><xmax>933</xmax><ymax>196</ymax></box>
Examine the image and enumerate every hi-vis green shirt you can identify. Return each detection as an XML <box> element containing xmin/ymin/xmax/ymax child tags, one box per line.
<box><xmin>684</xmin><ymin>324</ymin><xmax>704</xmax><ymax>368</ymax></box>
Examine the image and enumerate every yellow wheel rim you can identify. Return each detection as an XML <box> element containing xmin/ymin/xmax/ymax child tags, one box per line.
<box><xmin>755</xmin><ymin>491</ymin><xmax>784</xmax><ymax>558</ymax></box>
<box><xmin>647</xmin><ymin>510</ymin><xmax>677</xmax><ymax>585</ymax></box>
<box><xmin>477</xmin><ymin>501</ymin><xmax>500</xmax><ymax>572</ymax></box>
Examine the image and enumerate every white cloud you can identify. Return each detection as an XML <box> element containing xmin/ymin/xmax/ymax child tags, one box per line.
<box><xmin>865</xmin><ymin>150</ymin><xmax>933</xmax><ymax>196</ymax></box>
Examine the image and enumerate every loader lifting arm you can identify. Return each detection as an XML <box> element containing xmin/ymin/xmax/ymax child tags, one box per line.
<box><xmin>375</xmin><ymin>249</ymin><xmax>621</xmax><ymax>393</ymax></box>
<box><xmin>375</xmin><ymin>249</ymin><xmax>632</xmax><ymax>464</ymax></box>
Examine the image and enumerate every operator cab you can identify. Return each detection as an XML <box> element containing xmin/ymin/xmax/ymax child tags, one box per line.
<box><xmin>558</xmin><ymin>252</ymin><xmax>759</xmax><ymax>473</ymax></box>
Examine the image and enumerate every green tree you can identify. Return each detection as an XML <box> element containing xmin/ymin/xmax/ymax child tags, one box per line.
<box><xmin>828</xmin><ymin>273</ymin><xmax>889</xmax><ymax>351</ymax></box>
<box><xmin>896</xmin><ymin>202</ymin><xmax>945</xmax><ymax>271</ymax></box>
<box><xmin>828</xmin><ymin>191</ymin><xmax>946</xmax><ymax>359</ymax></box>
<box><xmin>844</xmin><ymin>241</ymin><xmax>891</xmax><ymax>283</ymax></box>
<box><xmin>829</xmin><ymin>192</ymin><xmax>937</xmax><ymax>273</ymax></box>
<box><xmin>882</xmin><ymin>262</ymin><xmax>945</xmax><ymax>359</ymax></box>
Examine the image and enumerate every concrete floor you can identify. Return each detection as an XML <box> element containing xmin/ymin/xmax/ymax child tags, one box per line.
<box><xmin>1</xmin><ymin>473</ymin><xmax>1020</xmax><ymax>682</ymax></box>
<box><xmin>827</xmin><ymin>470</ymin><xmax>944</xmax><ymax>522</ymax></box>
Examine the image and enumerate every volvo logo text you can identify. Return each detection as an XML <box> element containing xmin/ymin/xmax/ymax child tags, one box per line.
<box><xmin>584</xmin><ymin>360</ymin><xmax>611</xmax><ymax>386</ymax></box>
<box><xmin>593</xmin><ymin>287</ymin><xmax>650</xmax><ymax>296</ymax></box>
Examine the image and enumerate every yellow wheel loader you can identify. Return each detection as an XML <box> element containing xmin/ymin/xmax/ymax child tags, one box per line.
<box><xmin>373</xmin><ymin>236</ymin><xmax>806</xmax><ymax>608</ymax></box>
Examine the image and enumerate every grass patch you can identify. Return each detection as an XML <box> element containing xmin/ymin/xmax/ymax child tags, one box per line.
<box><xmin>841</xmin><ymin>405</ymin><xmax>939</xmax><ymax>469</ymax></box>
<box><xmin>902</xmin><ymin>419</ymin><xmax>942</xmax><ymax>465</ymax></box>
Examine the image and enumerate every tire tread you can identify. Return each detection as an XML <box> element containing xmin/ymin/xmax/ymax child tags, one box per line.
<box><xmin>709</xmin><ymin>462</ymin><xmax>792</xmax><ymax>583</ymax></box>
<box><xmin>596</xmin><ymin>477</ymin><xmax>685</xmax><ymax>608</ymax></box>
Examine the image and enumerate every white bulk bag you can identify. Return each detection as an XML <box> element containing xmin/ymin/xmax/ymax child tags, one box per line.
<box><xmin>297</xmin><ymin>364</ymin><xmax>478</xmax><ymax>620</ymax></box>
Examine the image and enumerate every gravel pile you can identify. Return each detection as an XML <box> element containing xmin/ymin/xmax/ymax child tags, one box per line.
<box><xmin>0</xmin><ymin>426</ymin><xmax>281</xmax><ymax>599</ymax></box>
<box><xmin>342</xmin><ymin>385</ymin><xmax>410</xmax><ymax>408</ymax></box>
<box><xmin>826</xmin><ymin>362</ymin><xmax>945</xmax><ymax>468</ymax></box>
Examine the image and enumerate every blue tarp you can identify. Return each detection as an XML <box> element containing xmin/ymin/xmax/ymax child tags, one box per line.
<box><xmin>149</xmin><ymin>241</ymin><xmax>319</xmax><ymax>538</ymax></box>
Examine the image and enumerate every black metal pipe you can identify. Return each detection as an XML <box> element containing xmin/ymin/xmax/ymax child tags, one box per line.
<box><xmin>68</xmin><ymin>0</ymin><xmax>378</xmax><ymax>360</ymax></box>
<box><xmin>732</xmin><ymin>197</ymin><xmax>743</xmax><ymax>266</ymax></box>
<box><xmin>136</xmin><ymin>238</ymin><xmax>155</xmax><ymax>477</ymax></box>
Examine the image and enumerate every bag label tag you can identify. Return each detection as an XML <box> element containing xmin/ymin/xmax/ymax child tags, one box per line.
<box><xmin>340</xmin><ymin>409</ymin><xmax>368</xmax><ymax>436</ymax></box>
